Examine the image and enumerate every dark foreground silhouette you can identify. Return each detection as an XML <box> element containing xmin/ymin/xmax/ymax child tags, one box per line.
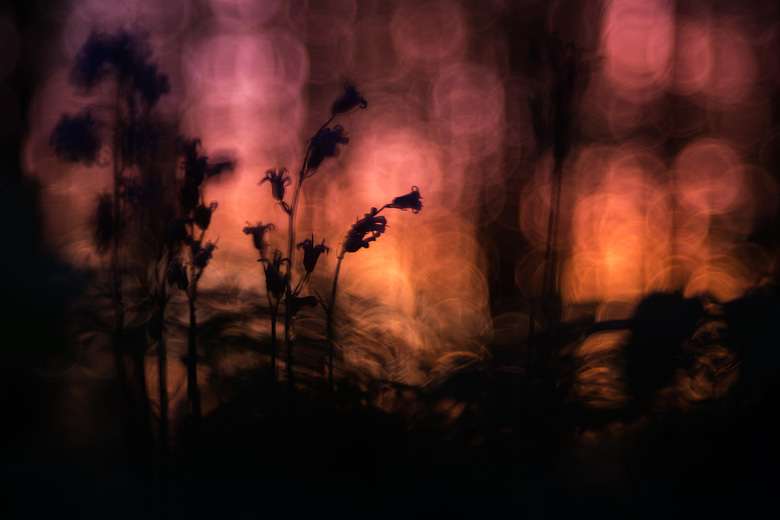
<box><xmin>3</xmin><ymin>276</ymin><xmax>779</xmax><ymax>519</ymax></box>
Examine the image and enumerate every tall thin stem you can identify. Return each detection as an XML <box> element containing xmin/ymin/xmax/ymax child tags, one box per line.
<box><xmin>281</xmin><ymin>114</ymin><xmax>343</xmax><ymax>395</ymax></box>
<box><xmin>156</xmin><ymin>252</ymin><xmax>169</xmax><ymax>474</ymax></box>
<box><xmin>287</xmin><ymin>178</ymin><xmax>304</xmax><ymax>267</ymax></box>
<box><xmin>284</xmin><ymin>178</ymin><xmax>304</xmax><ymax>393</ymax></box>
<box><xmin>325</xmin><ymin>205</ymin><xmax>388</xmax><ymax>393</ymax></box>
<box><xmin>315</xmin><ymin>114</ymin><xmax>335</xmax><ymax>137</ymax></box>
<box><xmin>267</xmin><ymin>292</ymin><xmax>277</xmax><ymax>383</ymax></box>
<box><xmin>282</xmin><ymin>139</ymin><xmax>313</xmax><ymax>394</ymax></box>
<box><xmin>326</xmin><ymin>252</ymin><xmax>345</xmax><ymax>396</ymax></box>
<box><xmin>187</xmin><ymin>274</ymin><xmax>202</xmax><ymax>426</ymax></box>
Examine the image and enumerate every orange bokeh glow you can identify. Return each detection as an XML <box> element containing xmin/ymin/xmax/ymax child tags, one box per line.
<box><xmin>20</xmin><ymin>0</ymin><xmax>780</xmax><ymax>399</ymax></box>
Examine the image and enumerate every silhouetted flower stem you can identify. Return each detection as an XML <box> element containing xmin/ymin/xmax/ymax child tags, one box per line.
<box><xmin>186</xmin><ymin>226</ymin><xmax>216</xmax><ymax>425</ymax></box>
<box><xmin>326</xmin><ymin>192</ymin><xmax>420</xmax><ymax>395</ymax></box>
<box><xmin>187</xmin><ymin>273</ymin><xmax>202</xmax><ymax>426</ymax></box>
<box><xmin>315</xmin><ymin>115</ymin><xmax>335</xmax><ymax>137</ymax></box>
<box><xmin>282</xmin><ymin>117</ymin><xmax>344</xmax><ymax>393</ymax></box>
<box><xmin>156</xmin><ymin>284</ymin><xmax>169</xmax><ymax>473</ymax></box>
<box><xmin>326</xmin><ymin>251</ymin><xmax>345</xmax><ymax>395</ymax></box>
<box><xmin>284</xmin><ymin>172</ymin><xmax>304</xmax><ymax>393</ymax></box>
<box><xmin>250</xmin><ymin>85</ymin><xmax>365</xmax><ymax>397</ymax></box>
<box><xmin>267</xmin><ymin>293</ymin><xmax>280</xmax><ymax>383</ymax></box>
<box><xmin>168</xmin><ymin>138</ymin><xmax>230</xmax><ymax>427</ymax></box>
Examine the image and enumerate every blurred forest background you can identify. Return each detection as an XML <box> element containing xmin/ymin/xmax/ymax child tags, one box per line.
<box><xmin>2</xmin><ymin>0</ymin><xmax>780</xmax><ymax>518</ymax></box>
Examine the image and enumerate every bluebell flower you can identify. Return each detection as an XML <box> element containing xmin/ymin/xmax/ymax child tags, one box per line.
<box><xmin>193</xmin><ymin>202</ymin><xmax>218</xmax><ymax>230</ymax></box>
<box><xmin>307</xmin><ymin>125</ymin><xmax>348</xmax><ymax>171</ymax></box>
<box><xmin>331</xmin><ymin>83</ymin><xmax>367</xmax><ymax>115</ymax></box>
<box><xmin>259</xmin><ymin>167</ymin><xmax>291</xmax><ymax>202</ymax></box>
<box><xmin>262</xmin><ymin>250</ymin><xmax>288</xmax><ymax>299</ymax></box>
<box><xmin>192</xmin><ymin>240</ymin><xmax>217</xmax><ymax>269</ymax></box>
<box><xmin>179</xmin><ymin>137</ymin><xmax>235</xmax><ymax>186</ymax></box>
<box><xmin>343</xmin><ymin>208</ymin><xmax>387</xmax><ymax>253</ymax></box>
<box><xmin>297</xmin><ymin>235</ymin><xmax>329</xmax><ymax>273</ymax></box>
<box><xmin>243</xmin><ymin>221</ymin><xmax>275</xmax><ymax>259</ymax></box>
<box><xmin>388</xmin><ymin>186</ymin><xmax>423</xmax><ymax>213</ymax></box>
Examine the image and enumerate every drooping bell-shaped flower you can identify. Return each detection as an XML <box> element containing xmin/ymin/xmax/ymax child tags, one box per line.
<box><xmin>331</xmin><ymin>83</ymin><xmax>367</xmax><ymax>115</ymax></box>
<box><xmin>297</xmin><ymin>235</ymin><xmax>329</xmax><ymax>273</ymax></box>
<box><xmin>343</xmin><ymin>208</ymin><xmax>388</xmax><ymax>253</ymax></box>
<box><xmin>193</xmin><ymin>241</ymin><xmax>217</xmax><ymax>269</ymax></box>
<box><xmin>259</xmin><ymin>168</ymin><xmax>291</xmax><ymax>202</ymax></box>
<box><xmin>178</xmin><ymin>137</ymin><xmax>236</xmax><ymax>187</ymax></box>
<box><xmin>388</xmin><ymin>186</ymin><xmax>423</xmax><ymax>213</ymax></box>
<box><xmin>350</xmin><ymin>208</ymin><xmax>387</xmax><ymax>236</ymax></box>
<box><xmin>193</xmin><ymin>202</ymin><xmax>218</xmax><ymax>230</ymax></box>
<box><xmin>263</xmin><ymin>250</ymin><xmax>288</xmax><ymax>299</ymax></box>
<box><xmin>243</xmin><ymin>221</ymin><xmax>275</xmax><ymax>259</ymax></box>
<box><xmin>307</xmin><ymin>125</ymin><xmax>348</xmax><ymax>171</ymax></box>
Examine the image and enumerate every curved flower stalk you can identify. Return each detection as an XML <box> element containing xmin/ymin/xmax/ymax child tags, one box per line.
<box><xmin>326</xmin><ymin>187</ymin><xmax>423</xmax><ymax>394</ymax></box>
<box><xmin>248</xmin><ymin>84</ymin><xmax>366</xmax><ymax>394</ymax></box>
<box><xmin>331</xmin><ymin>83</ymin><xmax>368</xmax><ymax>115</ymax></box>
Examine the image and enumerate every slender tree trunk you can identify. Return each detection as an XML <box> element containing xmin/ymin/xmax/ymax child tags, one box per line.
<box><xmin>549</xmin><ymin>161</ymin><xmax>563</xmax><ymax>295</ymax></box>
<box><xmin>151</xmin><ymin>285</ymin><xmax>169</xmax><ymax>503</ymax></box>
<box><xmin>541</xmin><ymin>161</ymin><xmax>563</xmax><ymax>326</ymax></box>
